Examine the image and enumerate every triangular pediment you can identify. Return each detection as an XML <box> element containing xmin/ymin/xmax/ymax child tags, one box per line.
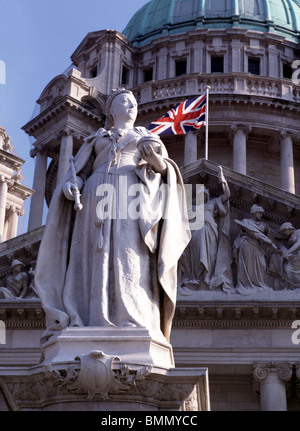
<box><xmin>71</xmin><ymin>31</ymin><xmax>106</xmax><ymax>63</ymax></box>
<box><xmin>181</xmin><ymin>158</ymin><xmax>300</xmax><ymax>229</ymax></box>
<box><xmin>71</xmin><ymin>30</ymin><xmax>127</xmax><ymax>65</ymax></box>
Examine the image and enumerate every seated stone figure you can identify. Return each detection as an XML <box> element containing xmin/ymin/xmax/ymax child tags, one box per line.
<box><xmin>0</xmin><ymin>260</ymin><xmax>28</xmax><ymax>299</ymax></box>
<box><xmin>233</xmin><ymin>205</ymin><xmax>277</xmax><ymax>295</ymax></box>
<box><xmin>34</xmin><ymin>88</ymin><xmax>191</xmax><ymax>346</ymax></box>
<box><xmin>277</xmin><ymin>222</ymin><xmax>300</xmax><ymax>289</ymax></box>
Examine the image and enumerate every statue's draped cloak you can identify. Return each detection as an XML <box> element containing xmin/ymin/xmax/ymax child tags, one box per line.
<box><xmin>35</xmin><ymin>127</ymin><xmax>191</xmax><ymax>344</ymax></box>
<box><xmin>233</xmin><ymin>218</ymin><xmax>272</xmax><ymax>293</ymax></box>
<box><xmin>178</xmin><ymin>194</ymin><xmax>233</xmax><ymax>292</ymax></box>
<box><xmin>284</xmin><ymin>230</ymin><xmax>300</xmax><ymax>287</ymax></box>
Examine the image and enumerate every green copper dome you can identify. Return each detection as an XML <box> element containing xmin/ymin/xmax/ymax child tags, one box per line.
<box><xmin>123</xmin><ymin>0</ymin><xmax>300</xmax><ymax>45</ymax></box>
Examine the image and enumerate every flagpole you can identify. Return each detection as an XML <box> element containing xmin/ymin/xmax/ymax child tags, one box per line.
<box><xmin>204</xmin><ymin>85</ymin><xmax>211</xmax><ymax>160</ymax></box>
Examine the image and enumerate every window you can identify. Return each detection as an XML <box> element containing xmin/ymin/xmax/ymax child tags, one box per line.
<box><xmin>175</xmin><ymin>59</ymin><xmax>187</xmax><ymax>76</ymax></box>
<box><xmin>122</xmin><ymin>66</ymin><xmax>129</xmax><ymax>86</ymax></box>
<box><xmin>144</xmin><ymin>68</ymin><xmax>153</xmax><ymax>82</ymax></box>
<box><xmin>211</xmin><ymin>56</ymin><xmax>224</xmax><ymax>73</ymax></box>
<box><xmin>283</xmin><ymin>64</ymin><xmax>292</xmax><ymax>80</ymax></box>
<box><xmin>248</xmin><ymin>58</ymin><xmax>260</xmax><ymax>75</ymax></box>
<box><xmin>89</xmin><ymin>65</ymin><xmax>98</xmax><ymax>78</ymax></box>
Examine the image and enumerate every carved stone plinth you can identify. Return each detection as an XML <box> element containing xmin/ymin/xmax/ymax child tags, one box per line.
<box><xmin>0</xmin><ymin>354</ymin><xmax>210</xmax><ymax>411</ymax></box>
<box><xmin>41</xmin><ymin>327</ymin><xmax>175</xmax><ymax>369</ymax></box>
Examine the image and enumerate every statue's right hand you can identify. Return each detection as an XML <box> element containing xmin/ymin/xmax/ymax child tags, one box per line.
<box><xmin>63</xmin><ymin>181</ymin><xmax>76</xmax><ymax>200</ymax></box>
<box><xmin>63</xmin><ymin>177</ymin><xmax>84</xmax><ymax>200</ymax></box>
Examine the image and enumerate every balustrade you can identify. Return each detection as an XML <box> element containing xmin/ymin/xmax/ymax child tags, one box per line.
<box><xmin>136</xmin><ymin>74</ymin><xmax>297</xmax><ymax>105</ymax></box>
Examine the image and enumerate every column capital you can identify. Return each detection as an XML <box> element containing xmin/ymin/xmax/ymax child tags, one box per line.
<box><xmin>6</xmin><ymin>204</ymin><xmax>23</xmax><ymax>215</ymax></box>
<box><xmin>0</xmin><ymin>176</ymin><xmax>14</xmax><ymax>187</ymax></box>
<box><xmin>231</xmin><ymin>123</ymin><xmax>252</xmax><ymax>135</ymax></box>
<box><xmin>30</xmin><ymin>143</ymin><xmax>46</xmax><ymax>158</ymax></box>
<box><xmin>6</xmin><ymin>204</ymin><xmax>17</xmax><ymax>213</ymax></box>
<box><xmin>253</xmin><ymin>362</ymin><xmax>293</xmax><ymax>383</ymax></box>
<box><xmin>280</xmin><ymin>130</ymin><xmax>296</xmax><ymax>140</ymax></box>
<box><xmin>6</xmin><ymin>178</ymin><xmax>15</xmax><ymax>189</ymax></box>
<box><xmin>57</xmin><ymin>126</ymin><xmax>77</xmax><ymax>140</ymax></box>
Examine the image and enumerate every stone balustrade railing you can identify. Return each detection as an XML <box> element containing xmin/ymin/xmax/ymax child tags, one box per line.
<box><xmin>135</xmin><ymin>73</ymin><xmax>300</xmax><ymax>106</ymax></box>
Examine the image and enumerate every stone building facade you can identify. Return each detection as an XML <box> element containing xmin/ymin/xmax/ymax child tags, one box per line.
<box><xmin>1</xmin><ymin>0</ymin><xmax>300</xmax><ymax>411</ymax></box>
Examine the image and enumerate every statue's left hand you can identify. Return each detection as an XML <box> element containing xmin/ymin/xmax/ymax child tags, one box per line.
<box><xmin>218</xmin><ymin>166</ymin><xmax>226</xmax><ymax>184</ymax></box>
<box><xmin>140</xmin><ymin>143</ymin><xmax>167</xmax><ymax>175</ymax></box>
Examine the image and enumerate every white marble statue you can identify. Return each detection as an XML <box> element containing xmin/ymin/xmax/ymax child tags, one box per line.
<box><xmin>178</xmin><ymin>166</ymin><xmax>233</xmax><ymax>292</ymax></box>
<box><xmin>34</xmin><ymin>88</ymin><xmax>191</xmax><ymax>345</ymax></box>
<box><xmin>233</xmin><ymin>205</ymin><xmax>277</xmax><ymax>294</ymax></box>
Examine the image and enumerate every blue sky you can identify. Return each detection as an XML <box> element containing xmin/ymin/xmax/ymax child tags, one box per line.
<box><xmin>0</xmin><ymin>0</ymin><xmax>148</xmax><ymax>232</ymax></box>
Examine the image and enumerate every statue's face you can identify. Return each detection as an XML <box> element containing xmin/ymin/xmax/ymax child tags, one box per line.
<box><xmin>255</xmin><ymin>211</ymin><xmax>264</xmax><ymax>220</ymax></box>
<box><xmin>13</xmin><ymin>264</ymin><xmax>22</xmax><ymax>272</ymax></box>
<box><xmin>111</xmin><ymin>92</ymin><xmax>138</xmax><ymax>125</ymax></box>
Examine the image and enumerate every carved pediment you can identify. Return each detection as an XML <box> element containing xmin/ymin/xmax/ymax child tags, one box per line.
<box><xmin>181</xmin><ymin>158</ymin><xmax>300</xmax><ymax>228</ymax></box>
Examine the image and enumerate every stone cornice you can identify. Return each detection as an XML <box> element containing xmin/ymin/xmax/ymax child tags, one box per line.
<box><xmin>0</xmin><ymin>298</ymin><xmax>298</xmax><ymax>331</ymax></box>
<box><xmin>0</xmin><ymin>300</ymin><xmax>45</xmax><ymax>329</ymax></box>
<box><xmin>7</xmin><ymin>181</ymin><xmax>34</xmax><ymax>201</ymax></box>
<box><xmin>0</xmin><ymin>226</ymin><xmax>44</xmax><ymax>275</ymax></box>
<box><xmin>22</xmin><ymin>96</ymin><xmax>103</xmax><ymax>137</ymax></box>
<box><xmin>0</xmin><ymin>150</ymin><xmax>25</xmax><ymax>169</ymax></box>
<box><xmin>173</xmin><ymin>300</ymin><xmax>300</xmax><ymax>329</ymax></box>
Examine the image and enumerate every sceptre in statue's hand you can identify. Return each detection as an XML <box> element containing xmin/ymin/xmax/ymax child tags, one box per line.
<box><xmin>68</xmin><ymin>155</ymin><xmax>83</xmax><ymax>211</ymax></box>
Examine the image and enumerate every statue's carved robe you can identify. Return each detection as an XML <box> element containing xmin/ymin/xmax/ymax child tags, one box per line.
<box><xmin>35</xmin><ymin>127</ymin><xmax>191</xmax><ymax>345</ymax></box>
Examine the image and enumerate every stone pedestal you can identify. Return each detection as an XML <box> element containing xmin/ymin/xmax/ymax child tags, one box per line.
<box><xmin>0</xmin><ymin>362</ymin><xmax>209</xmax><ymax>411</ymax></box>
<box><xmin>0</xmin><ymin>327</ymin><xmax>210</xmax><ymax>411</ymax></box>
<box><xmin>41</xmin><ymin>327</ymin><xmax>175</xmax><ymax>369</ymax></box>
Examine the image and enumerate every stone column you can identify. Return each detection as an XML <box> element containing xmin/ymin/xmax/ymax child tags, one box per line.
<box><xmin>280</xmin><ymin>131</ymin><xmax>295</xmax><ymax>194</ymax></box>
<box><xmin>0</xmin><ymin>176</ymin><xmax>8</xmax><ymax>242</ymax></box>
<box><xmin>253</xmin><ymin>362</ymin><xmax>293</xmax><ymax>411</ymax></box>
<box><xmin>6</xmin><ymin>205</ymin><xmax>19</xmax><ymax>240</ymax></box>
<box><xmin>56</xmin><ymin>127</ymin><xmax>74</xmax><ymax>186</ymax></box>
<box><xmin>28</xmin><ymin>148</ymin><xmax>47</xmax><ymax>232</ymax></box>
<box><xmin>231</xmin><ymin>124</ymin><xmax>251</xmax><ymax>175</ymax></box>
<box><xmin>184</xmin><ymin>132</ymin><xmax>198</xmax><ymax>165</ymax></box>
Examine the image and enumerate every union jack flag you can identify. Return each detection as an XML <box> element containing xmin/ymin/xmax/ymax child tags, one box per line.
<box><xmin>148</xmin><ymin>94</ymin><xmax>206</xmax><ymax>135</ymax></box>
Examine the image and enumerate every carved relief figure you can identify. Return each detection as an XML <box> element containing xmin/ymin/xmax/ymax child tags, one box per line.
<box><xmin>233</xmin><ymin>205</ymin><xmax>277</xmax><ymax>294</ymax></box>
<box><xmin>34</xmin><ymin>88</ymin><xmax>191</xmax><ymax>345</ymax></box>
<box><xmin>178</xmin><ymin>166</ymin><xmax>233</xmax><ymax>292</ymax></box>
<box><xmin>0</xmin><ymin>260</ymin><xmax>28</xmax><ymax>299</ymax></box>
<box><xmin>277</xmin><ymin>222</ymin><xmax>300</xmax><ymax>289</ymax></box>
